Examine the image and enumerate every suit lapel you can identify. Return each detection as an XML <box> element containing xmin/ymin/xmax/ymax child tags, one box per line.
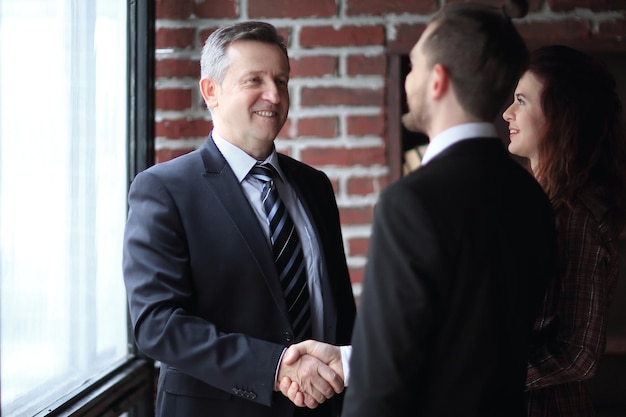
<box><xmin>198</xmin><ymin>138</ymin><xmax>288</xmax><ymax>314</ymax></box>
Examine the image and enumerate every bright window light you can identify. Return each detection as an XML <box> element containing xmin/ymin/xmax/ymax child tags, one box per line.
<box><xmin>0</xmin><ymin>1</ymin><xmax>129</xmax><ymax>415</ymax></box>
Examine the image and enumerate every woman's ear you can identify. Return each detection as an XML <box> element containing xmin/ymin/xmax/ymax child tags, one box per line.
<box><xmin>199</xmin><ymin>77</ymin><xmax>219</xmax><ymax>109</ymax></box>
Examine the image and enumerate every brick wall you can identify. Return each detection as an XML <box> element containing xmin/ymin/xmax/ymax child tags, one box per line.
<box><xmin>154</xmin><ymin>0</ymin><xmax>625</xmax><ymax>296</ymax></box>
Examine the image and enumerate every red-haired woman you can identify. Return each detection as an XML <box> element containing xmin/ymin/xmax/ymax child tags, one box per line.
<box><xmin>503</xmin><ymin>44</ymin><xmax>626</xmax><ymax>416</ymax></box>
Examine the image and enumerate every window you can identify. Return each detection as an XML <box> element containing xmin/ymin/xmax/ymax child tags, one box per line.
<box><xmin>0</xmin><ymin>1</ymin><xmax>146</xmax><ymax>415</ymax></box>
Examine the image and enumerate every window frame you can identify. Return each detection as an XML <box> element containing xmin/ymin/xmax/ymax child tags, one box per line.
<box><xmin>25</xmin><ymin>0</ymin><xmax>156</xmax><ymax>415</ymax></box>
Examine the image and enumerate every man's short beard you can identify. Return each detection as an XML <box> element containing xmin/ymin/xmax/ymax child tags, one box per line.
<box><xmin>402</xmin><ymin>111</ymin><xmax>427</xmax><ymax>135</ymax></box>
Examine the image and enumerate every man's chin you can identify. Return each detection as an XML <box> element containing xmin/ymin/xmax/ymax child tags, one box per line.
<box><xmin>401</xmin><ymin>115</ymin><xmax>423</xmax><ymax>134</ymax></box>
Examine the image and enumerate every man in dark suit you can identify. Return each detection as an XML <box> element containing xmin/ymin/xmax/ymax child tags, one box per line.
<box><xmin>122</xmin><ymin>21</ymin><xmax>355</xmax><ymax>417</ymax></box>
<box><xmin>340</xmin><ymin>1</ymin><xmax>557</xmax><ymax>416</ymax></box>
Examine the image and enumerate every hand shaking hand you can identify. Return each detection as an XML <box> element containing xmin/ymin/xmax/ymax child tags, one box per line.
<box><xmin>277</xmin><ymin>340</ymin><xmax>344</xmax><ymax>408</ymax></box>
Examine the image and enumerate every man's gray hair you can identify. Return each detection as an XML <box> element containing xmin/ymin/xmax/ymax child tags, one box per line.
<box><xmin>200</xmin><ymin>21</ymin><xmax>289</xmax><ymax>84</ymax></box>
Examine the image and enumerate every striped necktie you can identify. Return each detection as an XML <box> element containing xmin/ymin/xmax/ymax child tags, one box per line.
<box><xmin>250</xmin><ymin>163</ymin><xmax>312</xmax><ymax>341</ymax></box>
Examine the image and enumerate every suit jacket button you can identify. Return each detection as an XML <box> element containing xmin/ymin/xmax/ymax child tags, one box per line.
<box><xmin>284</xmin><ymin>331</ymin><xmax>292</xmax><ymax>342</ymax></box>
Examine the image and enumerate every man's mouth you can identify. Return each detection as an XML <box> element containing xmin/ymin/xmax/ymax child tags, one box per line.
<box><xmin>254</xmin><ymin>111</ymin><xmax>277</xmax><ymax>117</ymax></box>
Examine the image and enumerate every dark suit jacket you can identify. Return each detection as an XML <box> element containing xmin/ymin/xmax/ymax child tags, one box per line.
<box><xmin>342</xmin><ymin>138</ymin><xmax>557</xmax><ymax>417</ymax></box>
<box><xmin>123</xmin><ymin>136</ymin><xmax>356</xmax><ymax>417</ymax></box>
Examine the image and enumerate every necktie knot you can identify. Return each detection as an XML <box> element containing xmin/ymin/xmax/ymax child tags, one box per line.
<box><xmin>250</xmin><ymin>163</ymin><xmax>277</xmax><ymax>185</ymax></box>
<box><xmin>250</xmin><ymin>164</ymin><xmax>278</xmax><ymax>202</ymax></box>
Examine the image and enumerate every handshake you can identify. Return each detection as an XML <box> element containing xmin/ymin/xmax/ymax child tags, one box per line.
<box><xmin>275</xmin><ymin>340</ymin><xmax>348</xmax><ymax>409</ymax></box>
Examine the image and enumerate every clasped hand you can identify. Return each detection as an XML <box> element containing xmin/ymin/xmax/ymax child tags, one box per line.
<box><xmin>276</xmin><ymin>340</ymin><xmax>343</xmax><ymax>408</ymax></box>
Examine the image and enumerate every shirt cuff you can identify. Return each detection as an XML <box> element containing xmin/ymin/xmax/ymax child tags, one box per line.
<box><xmin>275</xmin><ymin>347</ymin><xmax>287</xmax><ymax>390</ymax></box>
<box><xmin>340</xmin><ymin>345</ymin><xmax>352</xmax><ymax>387</ymax></box>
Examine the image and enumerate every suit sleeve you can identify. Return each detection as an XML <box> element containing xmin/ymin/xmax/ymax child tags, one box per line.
<box><xmin>122</xmin><ymin>169</ymin><xmax>284</xmax><ymax>407</ymax></box>
<box><xmin>342</xmin><ymin>181</ymin><xmax>443</xmax><ymax>417</ymax></box>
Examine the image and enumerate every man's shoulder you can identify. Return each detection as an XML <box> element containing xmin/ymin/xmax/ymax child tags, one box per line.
<box><xmin>134</xmin><ymin>147</ymin><xmax>206</xmax><ymax>187</ymax></box>
<box><xmin>277</xmin><ymin>153</ymin><xmax>324</xmax><ymax>178</ymax></box>
<box><xmin>155</xmin><ymin>145</ymin><xmax>208</xmax><ymax>170</ymax></box>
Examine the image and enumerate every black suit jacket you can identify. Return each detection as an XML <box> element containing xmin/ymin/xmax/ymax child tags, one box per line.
<box><xmin>342</xmin><ymin>138</ymin><xmax>557</xmax><ymax>417</ymax></box>
<box><xmin>123</xmin><ymin>136</ymin><xmax>356</xmax><ymax>417</ymax></box>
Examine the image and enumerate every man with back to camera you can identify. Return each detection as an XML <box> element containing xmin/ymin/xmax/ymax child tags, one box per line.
<box><xmin>279</xmin><ymin>1</ymin><xmax>558</xmax><ymax>416</ymax></box>
<box><xmin>342</xmin><ymin>1</ymin><xmax>557</xmax><ymax>415</ymax></box>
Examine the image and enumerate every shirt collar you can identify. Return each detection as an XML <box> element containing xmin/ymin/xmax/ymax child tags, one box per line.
<box><xmin>420</xmin><ymin>122</ymin><xmax>498</xmax><ymax>166</ymax></box>
<box><xmin>211</xmin><ymin>131</ymin><xmax>284</xmax><ymax>183</ymax></box>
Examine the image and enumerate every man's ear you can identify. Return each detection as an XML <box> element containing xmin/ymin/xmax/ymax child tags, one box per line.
<box><xmin>199</xmin><ymin>77</ymin><xmax>219</xmax><ymax>108</ymax></box>
<box><xmin>431</xmin><ymin>63</ymin><xmax>449</xmax><ymax>100</ymax></box>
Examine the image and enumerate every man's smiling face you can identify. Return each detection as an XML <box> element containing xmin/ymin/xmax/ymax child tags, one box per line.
<box><xmin>210</xmin><ymin>39</ymin><xmax>290</xmax><ymax>159</ymax></box>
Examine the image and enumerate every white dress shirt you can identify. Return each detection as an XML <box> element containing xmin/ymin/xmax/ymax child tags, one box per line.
<box><xmin>420</xmin><ymin>122</ymin><xmax>498</xmax><ymax>166</ymax></box>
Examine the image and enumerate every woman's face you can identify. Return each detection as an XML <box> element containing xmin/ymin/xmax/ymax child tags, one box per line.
<box><xmin>502</xmin><ymin>71</ymin><xmax>547</xmax><ymax>170</ymax></box>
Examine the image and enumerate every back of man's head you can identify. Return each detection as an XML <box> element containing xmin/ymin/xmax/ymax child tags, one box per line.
<box><xmin>423</xmin><ymin>0</ymin><xmax>529</xmax><ymax>121</ymax></box>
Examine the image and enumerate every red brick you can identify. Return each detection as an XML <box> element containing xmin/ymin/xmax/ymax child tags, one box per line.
<box><xmin>549</xmin><ymin>0</ymin><xmax>626</xmax><ymax>11</ymax></box>
<box><xmin>248</xmin><ymin>0</ymin><xmax>336</xmax><ymax>18</ymax></box>
<box><xmin>198</xmin><ymin>28</ymin><xmax>217</xmax><ymax>47</ymax></box>
<box><xmin>447</xmin><ymin>0</ymin><xmax>535</xmax><ymax>7</ymax></box>
<box><xmin>277</xmin><ymin>119</ymin><xmax>294</xmax><ymax>139</ymax></box>
<box><xmin>347</xmin><ymin>54</ymin><xmax>386</xmax><ymax>76</ymax></box>
<box><xmin>595</xmin><ymin>19</ymin><xmax>626</xmax><ymax>39</ymax></box>
<box><xmin>526</xmin><ymin>0</ymin><xmax>545</xmax><ymax>11</ymax></box>
<box><xmin>155</xmin><ymin>88</ymin><xmax>193</xmax><ymax>111</ymax></box>
<box><xmin>156</xmin><ymin>0</ymin><xmax>193</xmax><ymax>19</ymax></box>
<box><xmin>156</xmin><ymin>58</ymin><xmax>200</xmax><ymax>78</ymax></box>
<box><xmin>388</xmin><ymin>23</ymin><xmax>427</xmax><ymax>54</ymax></box>
<box><xmin>347</xmin><ymin>115</ymin><xmax>385</xmax><ymax>136</ymax></box>
<box><xmin>194</xmin><ymin>0</ymin><xmax>238</xmax><ymax>18</ymax></box>
<box><xmin>348</xmin><ymin>237</ymin><xmax>370</xmax><ymax>257</ymax></box>
<box><xmin>290</xmin><ymin>56</ymin><xmax>338</xmax><ymax>78</ymax></box>
<box><xmin>298</xmin><ymin>117</ymin><xmax>338</xmax><ymax>138</ymax></box>
<box><xmin>447</xmin><ymin>0</ymin><xmax>507</xmax><ymax>6</ymax></box>
<box><xmin>278</xmin><ymin>27</ymin><xmax>293</xmax><ymax>46</ymax></box>
<box><xmin>198</xmin><ymin>26</ymin><xmax>293</xmax><ymax>49</ymax></box>
<box><xmin>347</xmin><ymin>0</ymin><xmax>437</xmax><ymax>16</ymax></box>
<box><xmin>300</xmin><ymin>25</ymin><xmax>385</xmax><ymax>48</ymax></box>
<box><xmin>339</xmin><ymin>206</ymin><xmax>375</xmax><ymax>226</ymax></box>
<box><xmin>379</xmin><ymin>176</ymin><xmax>391</xmax><ymax>191</ymax></box>
<box><xmin>155</xmin><ymin>148</ymin><xmax>195</xmax><ymax>164</ymax></box>
<box><xmin>347</xmin><ymin>177</ymin><xmax>375</xmax><ymax>196</ymax></box>
<box><xmin>156</xmin><ymin>28</ymin><xmax>195</xmax><ymax>50</ymax></box>
<box><xmin>155</xmin><ymin>118</ymin><xmax>212</xmax><ymax>139</ymax></box>
<box><xmin>517</xmin><ymin>20</ymin><xmax>590</xmax><ymax>42</ymax></box>
<box><xmin>301</xmin><ymin>147</ymin><xmax>386</xmax><ymax>167</ymax></box>
<box><xmin>349</xmin><ymin>266</ymin><xmax>365</xmax><ymax>286</ymax></box>
<box><xmin>301</xmin><ymin>87</ymin><xmax>383</xmax><ymax>107</ymax></box>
